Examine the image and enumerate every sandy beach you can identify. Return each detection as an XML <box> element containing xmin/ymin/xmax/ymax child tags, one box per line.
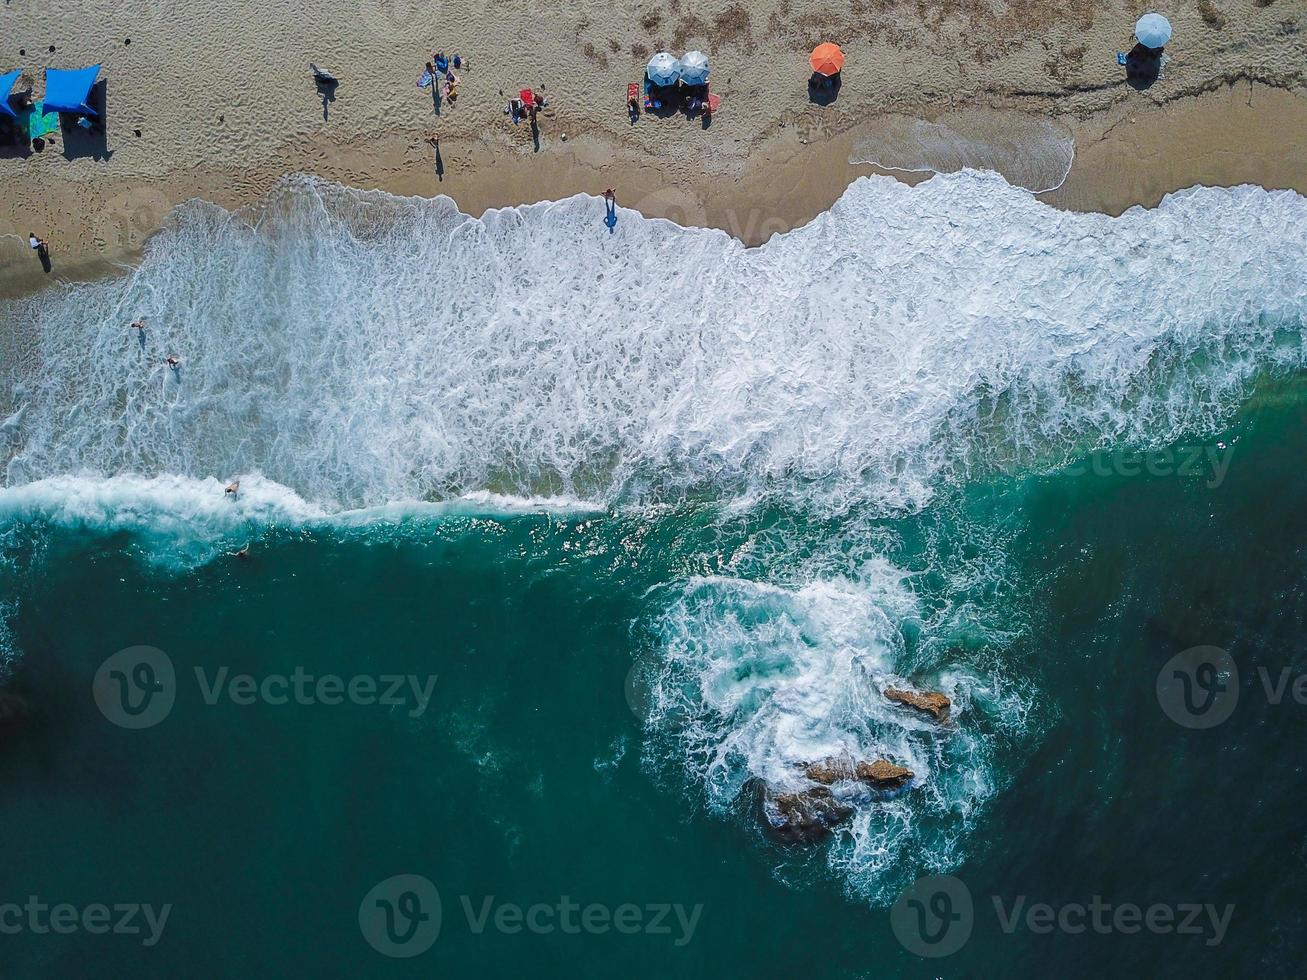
<box><xmin>1</xmin><ymin>0</ymin><xmax>1305</xmax><ymax>295</ymax></box>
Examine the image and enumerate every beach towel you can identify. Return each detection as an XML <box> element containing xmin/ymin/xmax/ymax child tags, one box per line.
<box><xmin>23</xmin><ymin>101</ymin><xmax>59</xmax><ymax>140</ymax></box>
<box><xmin>417</xmin><ymin>69</ymin><xmax>433</xmax><ymax>89</ymax></box>
<box><xmin>707</xmin><ymin>94</ymin><xmax>721</xmax><ymax>114</ymax></box>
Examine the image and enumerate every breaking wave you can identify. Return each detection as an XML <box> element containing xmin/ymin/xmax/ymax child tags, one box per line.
<box><xmin>3</xmin><ymin>172</ymin><xmax>1303</xmax><ymax>514</ymax></box>
<box><xmin>1</xmin><ymin>172</ymin><xmax>1304</xmax><ymax>903</ymax></box>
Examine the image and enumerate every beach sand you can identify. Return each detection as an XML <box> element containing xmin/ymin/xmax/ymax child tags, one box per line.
<box><xmin>1</xmin><ymin>0</ymin><xmax>1305</xmax><ymax>295</ymax></box>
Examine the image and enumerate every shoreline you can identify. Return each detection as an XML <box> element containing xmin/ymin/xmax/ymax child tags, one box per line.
<box><xmin>3</xmin><ymin>83</ymin><xmax>1305</xmax><ymax>301</ymax></box>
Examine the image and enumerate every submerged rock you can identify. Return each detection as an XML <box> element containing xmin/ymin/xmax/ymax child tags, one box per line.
<box><xmin>803</xmin><ymin>757</ymin><xmax>914</xmax><ymax>788</ymax></box>
<box><xmin>885</xmin><ymin>687</ymin><xmax>951</xmax><ymax>722</ymax></box>
<box><xmin>755</xmin><ymin>784</ymin><xmax>855</xmax><ymax>845</ymax></box>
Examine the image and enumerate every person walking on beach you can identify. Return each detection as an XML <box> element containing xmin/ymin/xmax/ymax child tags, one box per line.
<box><xmin>28</xmin><ymin>232</ymin><xmax>51</xmax><ymax>273</ymax></box>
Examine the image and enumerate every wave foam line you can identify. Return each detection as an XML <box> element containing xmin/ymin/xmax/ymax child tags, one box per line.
<box><xmin>1</xmin><ymin>172</ymin><xmax>1303</xmax><ymax>514</ymax></box>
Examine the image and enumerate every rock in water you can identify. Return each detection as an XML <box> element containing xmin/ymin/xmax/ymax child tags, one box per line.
<box><xmin>803</xmin><ymin>757</ymin><xmax>914</xmax><ymax>787</ymax></box>
<box><xmin>803</xmin><ymin>758</ymin><xmax>854</xmax><ymax>784</ymax></box>
<box><xmin>854</xmin><ymin>759</ymin><xmax>913</xmax><ymax>786</ymax></box>
<box><xmin>755</xmin><ymin>785</ymin><xmax>855</xmax><ymax>844</ymax></box>
<box><xmin>884</xmin><ymin>687</ymin><xmax>951</xmax><ymax>722</ymax></box>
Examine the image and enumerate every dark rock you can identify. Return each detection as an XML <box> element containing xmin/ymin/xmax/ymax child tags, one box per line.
<box><xmin>885</xmin><ymin>687</ymin><xmax>951</xmax><ymax>722</ymax></box>
<box><xmin>855</xmin><ymin>759</ymin><xmax>913</xmax><ymax>786</ymax></box>
<box><xmin>803</xmin><ymin>757</ymin><xmax>914</xmax><ymax>787</ymax></box>
<box><xmin>756</xmin><ymin>784</ymin><xmax>854</xmax><ymax>845</ymax></box>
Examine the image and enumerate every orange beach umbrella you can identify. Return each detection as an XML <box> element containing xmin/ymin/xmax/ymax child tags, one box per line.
<box><xmin>810</xmin><ymin>42</ymin><xmax>844</xmax><ymax>76</ymax></box>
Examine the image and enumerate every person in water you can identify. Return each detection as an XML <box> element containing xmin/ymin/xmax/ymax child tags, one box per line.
<box><xmin>130</xmin><ymin>318</ymin><xmax>146</xmax><ymax>331</ymax></box>
<box><xmin>603</xmin><ymin>189</ymin><xmax>618</xmax><ymax>231</ymax></box>
<box><xmin>166</xmin><ymin>355</ymin><xmax>181</xmax><ymax>370</ymax></box>
<box><xmin>225</xmin><ymin>481</ymin><xmax>239</xmax><ymax>496</ymax></box>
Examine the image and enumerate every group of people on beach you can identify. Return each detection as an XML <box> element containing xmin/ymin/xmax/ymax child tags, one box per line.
<box><xmin>422</xmin><ymin>51</ymin><xmax>463</xmax><ymax>105</ymax></box>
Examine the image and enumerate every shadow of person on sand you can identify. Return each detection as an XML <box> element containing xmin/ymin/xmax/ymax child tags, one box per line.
<box><xmin>316</xmin><ymin>77</ymin><xmax>338</xmax><ymax>120</ymax></box>
<box><xmin>1125</xmin><ymin>43</ymin><xmax>1163</xmax><ymax>91</ymax></box>
<box><xmin>426</xmin><ymin>136</ymin><xmax>445</xmax><ymax>181</ymax></box>
<box><xmin>807</xmin><ymin>72</ymin><xmax>841</xmax><ymax>106</ymax></box>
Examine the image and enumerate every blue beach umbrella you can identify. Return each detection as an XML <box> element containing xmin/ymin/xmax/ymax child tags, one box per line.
<box><xmin>44</xmin><ymin>64</ymin><xmax>101</xmax><ymax>115</ymax></box>
<box><xmin>0</xmin><ymin>69</ymin><xmax>21</xmax><ymax>119</ymax></box>
<box><xmin>646</xmin><ymin>52</ymin><xmax>681</xmax><ymax>87</ymax></box>
<box><xmin>680</xmin><ymin>51</ymin><xmax>710</xmax><ymax>86</ymax></box>
<box><xmin>1134</xmin><ymin>13</ymin><xmax>1172</xmax><ymax>49</ymax></box>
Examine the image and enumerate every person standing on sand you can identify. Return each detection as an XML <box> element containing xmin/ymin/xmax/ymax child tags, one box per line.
<box><xmin>28</xmin><ymin>232</ymin><xmax>50</xmax><ymax>270</ymax></box>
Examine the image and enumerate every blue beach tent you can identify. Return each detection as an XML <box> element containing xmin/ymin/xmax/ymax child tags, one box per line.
<box><xmin>44</xmin><ymin>64</ymin><xmax>101</xmax><ymax>115</ymax></box>
<box><xmin>0</xmin><ymin>69</ymin><xmax>21</xmax><ymax>119</ymax></box>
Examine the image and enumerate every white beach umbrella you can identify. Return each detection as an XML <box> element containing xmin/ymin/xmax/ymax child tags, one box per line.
<box><xmin>646</xmin><ymin>51</ymin><xmax>682</xmax><ymax>86</ymax></box>
<box><xmin>680</xmin><ymin>50</ymin><xmax>710</xmax><ymax>85</ymax></box>
<box><xmin>1134</xmin><ymin>13</ymin><xmax>1172</xmax><ymax>49</ymax></box>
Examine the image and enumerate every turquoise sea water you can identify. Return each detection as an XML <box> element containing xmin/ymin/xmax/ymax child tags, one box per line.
<box><xmin>2</xmin><ymin>174</ymin><xmax>1306</xmax><ymax>976</ymax></box>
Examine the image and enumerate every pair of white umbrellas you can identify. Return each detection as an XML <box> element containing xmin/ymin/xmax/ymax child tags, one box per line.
<box><xmin>646</xmin><ymin>51</ymin><xmax>710</xmax><ymax>86</ymax></box>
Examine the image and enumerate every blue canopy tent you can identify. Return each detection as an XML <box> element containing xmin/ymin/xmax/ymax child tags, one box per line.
<box><xmin>0</xmin><ymin>69</ymin><xmax>21</xmax><ymax>119</ymax></box>
<box><xmin>44</xmin><ymin>64</ymin><xmax>101</xmax><ymax>115</ymax></box>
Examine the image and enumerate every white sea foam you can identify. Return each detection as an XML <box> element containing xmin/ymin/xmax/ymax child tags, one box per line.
<box><xmin>0</xmin><ymin>172</ymin><xmax>1303</xmax><ymax>903</ymax></box>
<box><xmin>641</xmin><ymin>569</ymin><xmax>1036</xmax><ymax>904</ymax></box>
<box><xmin>3</xmin><ymin>172</ymin><xmax>1304</xmax><ymax>517</ymax></box>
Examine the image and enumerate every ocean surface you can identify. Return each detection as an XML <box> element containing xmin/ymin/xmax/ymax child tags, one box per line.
<box><xmin>1</xmin><ymin>172</ymin><xmax>1306</xmax><ymax>977</ymax></box>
